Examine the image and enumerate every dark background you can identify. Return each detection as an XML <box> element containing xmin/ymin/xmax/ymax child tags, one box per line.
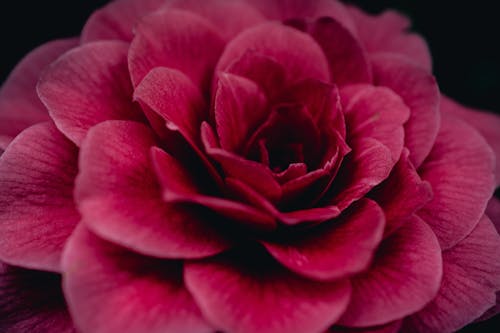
<box><xmin>0</xmin><ymin>1</ymin><xmax>499</xmax><ymax>331</ymax></box>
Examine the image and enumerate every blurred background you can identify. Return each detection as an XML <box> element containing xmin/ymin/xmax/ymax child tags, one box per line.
<box><xmin>0</xmin><ymin>0</ymin><xmax>499</xmax><ymax>331</ymax></box>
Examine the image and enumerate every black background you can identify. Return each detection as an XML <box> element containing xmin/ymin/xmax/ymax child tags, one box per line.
<box><xmin>0</xmin><ymin>1</ymin><xmax>499</xmax><ymax>331</ymax></box>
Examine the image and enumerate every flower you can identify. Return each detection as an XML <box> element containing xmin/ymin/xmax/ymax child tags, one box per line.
<box><xmin>1</xmin><ymin>0</ymin><xmax>500</xmax><ymax>332</ymax></box>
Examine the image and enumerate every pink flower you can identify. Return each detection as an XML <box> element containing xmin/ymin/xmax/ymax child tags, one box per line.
<box><xmin>1</xmin><ymin>0</ymin><xmax>499</xmax><ymax>332</ymax></box>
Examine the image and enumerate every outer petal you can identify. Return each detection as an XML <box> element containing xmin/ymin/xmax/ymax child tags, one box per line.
<box><xmin>404</xmin><ymin>216</ymin><xmax>500</xmax><ymax>333</ymax></box>
<box><xmin>348</xmin><ymin>7</ymin><xmax>432</xmax><ymax>71</ymax></box>
<box><xmin>338</xmin><ymin>216</ymin><xmax>442</xmax><ymax>327</ymax></box>
<box><xmin>440</xmin><ymin>95</ymin><xmax>500</xmax><ymax>185</ymax></box>
<box><xmin>185</xmin><ymin>248</ymin><xmax>351</xmax><ymax>333</ymax></box>
<box><xmin>371</xmin><ymin>54</ymin><xmax>440</xmax><ymax>168</ymax></box>
<box><xmin>166</xmin><ymin>0</ymin><xmax>266</xmax><ymax>40</ymax></box>
<box><xmin>263</xmin><ymin>199</ymin><xmax>385</xmax><ymax>280</ymax></box>
<box><xmin>217</xmin><ymin>22</ymin><xmax>330</xmax><ymax>83</ymax></box>
<box><xmin>62</xmin><ymin>225</ymin><xmax>212</xmax><ymax>333</ymax></box>
<box><xmin>418</xmin><ymin>115</ymin><xmax>495</xmax><ymax>250</ymax></box>
<box><xmin>38</xmin><ymin>41</ymin><xmax>144</xmax><ymax>146</ymax></box>
<box><xmin>81</xmin><ymin>0</ymin><xmax>165</xmax><ymax>42</ymax></box>
<box><xmin>128</xmin><ymin>8</ymin><xmax>225</xmax><ymax>90</ymax></box>
<box><xmin>0</xmin><ymin>122</ymin><xmax>79</xmax><ymax>272</ymax></box>
<box><xmin>0</xmin><ymin>263</ymin><xmax>74</xmax><ymax>333</ymax></box>
<box><xmin>0</xmin><ymin>38</ymin><xmax>77</xmax><ymax>138</ymax></box>
<box><xmin>76</xmin><ymin>120</ymin><xmax>231</xmax><ymax>259</ymax></box>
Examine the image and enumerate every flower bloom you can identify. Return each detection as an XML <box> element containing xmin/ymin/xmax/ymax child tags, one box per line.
<box><xmin>1</xmin><ymin>0</ymin><xmax>500</xmax><ymax>332</ymax></box>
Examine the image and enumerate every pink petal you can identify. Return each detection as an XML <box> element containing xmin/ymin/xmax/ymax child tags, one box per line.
<box><xmin>418</xmin><ymin>115</ymin><xmax>495</xmax><ymax>250</ymax></box>
<box><xmin>310</xmin><ymin>17</ymin><xmax>372</xmax><ymax>85</ymax></box>
<box><xmin>38</xmin><ymin>41</ymin><xmax>144</xmax><ymax>146</ymax></box>
<box><xmin>486</xmin><ymin>197</ymin><xmax>500</xmax><ymax>232</ymax></box>
<box><xmin>341</xmin><ymin>84</ymin><xmax>410</xmax><ymax>162</ymax></box>
<box><xmin>128</xmin><ymin>8</ymin><xmax>225</xmax><ymax>90</ymax></box>
<box><xmin>184</xmin><ymin>248</ymin><xmax>352</xmax><ymax>333</ymax></box>
<box><xmin>338</xmin><ymin>216</ymin><xmax>442</xmax><ymax>327</ymax></box>
<box><xmin>440</xmin><ymin>95</ymin><xmax>500</xmax><ymax>185</ymax></box>
<box><xmin>0</xmin><ymin>122</ymin><xmax>79</xmax><ymax>272</ymax></box>
<box><xmin>133</xmin><ymin>67</ymin><xmax>206</xmax><ymax>148</ymax></box>
<box><xmin>217</xmin><ymin>22</ymin><xmax>330</xmax><ymax>84</ymax></box>
<box><xmin>371</xmin><ymin>54</ymin><xmax>440</xmax><ymax>168</ymax></box>
<box><xmin>152</xmin><ymin>147</ymin><xmax>276</xmax><ymax>231</ymax></box>
<box><xmin>404</xmin><ymin>215</ymin><xmax>500</xmax><ymax>333</ymax></box>
<box><xmin>166</xmin><ymin>0</ymin><xmax>266</xmax><ymax>40</ymax></box>
<box><xmin>76</xmin><ymin>120</ymin><xmax>231</xmax><ymax>259</ymax></box>
<box><xmin>329</xmin><ymin>137</ymin><xmax>393</xmax><ymax>212</ymax></box>
<box><xmin>0</xmin><ymin>38</ymin><xmax>77</xmax><ymax>138</ymax></box>
<box><xmin>81</xmin><ymin>0</ymin><xmax>165</xmax><ymax>43</ymax></box>
<box><xmin>263</xmin><ymin>199</ymin><xmax>385</xmax><ymax>280</ymax></box>
<box><xmin>0</xmin><ymin>263</ymin><xmax>74</xmax><ymax>333</ymax></box>
<box><xmin>348</xmin><ymin>7</ymin><xmax>432</xmax><ymax>71</ymax></box>
<box><xmin>370</xmin><ymin>149</ymin><xmax>433</xmax><ymax>236</ymax></box>
<box><xmin>214</xmin><ymin>73</ymin><xmax>268</xmax><ymax>153</ymax></box>
<box><xmin>62</xmin><ymin>225</ymin><xmax>212</xmax><ymax>333</ymax></box>
<box><xmin>329</xmin><ymin>321</ymin><xmax>402</xmax><ymax>333</ymax></box>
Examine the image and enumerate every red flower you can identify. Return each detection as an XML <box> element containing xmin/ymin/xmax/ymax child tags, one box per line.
<box><xmin>1</xmin><ymin>1</ymin><xmax>499</xmax><ymax>332</ymax></box>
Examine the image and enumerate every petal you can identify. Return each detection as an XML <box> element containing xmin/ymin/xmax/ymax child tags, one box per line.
<box><xmin>263</xmin><ymin>199</ymin><xmax>385</xmax><ymax>280</ymax></box>
<box><xmin>0</xmin><ymin>263</ymin><xmax>74</xmax><ymax>333</ymax></box>
<box><xmin>38</xmin><ymin>41</ymin><xmax>144</xmax><ymax>146</ymax></box>
<box><xmin>214</xmin><ymin>73</ymin><xmax>268</xmax><ymax>153</ymax></box>
<box><xmin>76</xmin><ymin>120</ymin><xmax>231</xmax><ymax>259</ymax></box>
<box><xmin>217</xmin><ymin>22</ymin><xmax>330</xmax><ymax>83</ymax></box>
<box><xmin>310</xmin><ymin>17</ymin><xmax>372</xmax><ymax>85</ymax></box>
<box><xmin>371</xmin><ymin>54</ymin><xmax>440</xmax><ymax>168</ymax></box>
<box><xmin>338</xmin><ymin>216</ymin><xmax>442</xmax><ymax>327</ymax></box>
<box><xmin>152</xmin><ymin>147</ymin><xmax>276</xmax><ymax>231</ymax></box>
<box><xmin>62</xmin><ymin>225</ymin><xmax>212</xmax><ymax>333</ymax></box>
<box><xmin>0</xmin><ymin>122</ymin><xmax>79</xmax><ymax>272</ymax></box>
<box><xmin>418</xmin><ymin>115</ymin><xmax>496</xmax><ymax>250</ymax></box>
<box><xmin>348</xmin><ymin>7</ymin><xmax>432</xmax><ymax>71</ymax></box>
<box><xmin>370</xmin><ymin>149</ymin><xmax>433</xmax><ymax>236</ymax></box>
<box><xmin>440</xmin><ymin>95</ymin><xmax>500</xmax><ymax>185</ymax></box>
<box><xmin>128</xmin><ymin>8</ymin><xmax>225</xmax><ymax>90</ymax></box>
<box><xmin>81</xmin><ymin>0</ymin><xmax>165</xmax><ymax>42</ymax></box>
<box><xmin>341</xmin><ymin>84</ymin><xmax>410</xmax><ymax>162</ymax></box>
<box><xmin>403</xmin><ymin>215</ymin><xmax>500</xmax><ymax>333</ymax></box>
<box><xmin>487</xmin><ymin>197</ymin><xmax>500</xmax><ymax>232</ymax></box>
<box><xmin>329</xmin><ymin>137</ymin><xmax>393</xmax><ymax>212</ymax></box>
<box><xmin>0</xmin><ymin>38</ymin><xmax>77</xmax><ymax>138</ymax></box>
<box><xmin>166</xmin><ymin>0</ymin><xmax>266</xmax><ymax>40</ymax></box>
<box><xmin>185</xmin><ymin>247</ymin><xmax>351</xmax><ymax>333</ymax></box>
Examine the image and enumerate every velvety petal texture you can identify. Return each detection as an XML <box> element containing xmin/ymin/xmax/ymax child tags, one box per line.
<box><xmin>0</xmin><ymin>123</ymin><xmax>79</xmax><ymax>272</ymax></box>
<box><xmin>63</xmin><ymin>225</ymin><xmax>212</xmax><ymax>333</ymax></box>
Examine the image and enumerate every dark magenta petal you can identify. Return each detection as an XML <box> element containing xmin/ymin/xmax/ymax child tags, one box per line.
<box><xmin>370</xmin><ymin>149</ymin><xmax>433</xmax><ymax>236</ymax></box>
<box><xmin>128</xmin><ymin>8</ymin><xmax>225</xmax><ymax>90</ymax></box>
<box><xmin>0</xmin><ymin>38</ymin><xmax>77</xmax><ymax>139</ymax></box>
<box><xmin>264</xmin><ymin>199</ymin><xmax>385</xmax><ymax>280</ymax></box>
<box><xmin>166</xmin><ymin>0</ymin><xmax>266</xmax><ymax>40</ymax></box>
<box><xmin>404</xmin><ymin>215</ymin><xmax>500</xmax><ymax>333</ymax></box>
<box><xmin>81</xmin><ymin>0</ymin><xmax>165</xmax><ymax>42</ymax></box>
<box><xmin>214</xmin><ymin>73</ymin><xmax>268</xmax><ymax>153</ymax></box>
<box><xmin>62</xmin><ymin>225</ymin><xmax>213</xmax><ymax>333</ymax></box>
<box><xmin>38</xmin><ymin>41</ymin><xmax>144</xmax><ymax>146</ymax></box>
<box><xmin>0</xmin><ymin>123</ymin><xmax>79</xmax><ymax>272</ymax></box>
<box><xmin>152</xmin><ymin>147</ymin><xmax>276</xmax><ymax>232</ymax></box>
<box><xmin>217</xmin><ymin>22</ymin><xmax>330</xmax><ymax>83</ymax></box>
<box><xmin>348</xmin><ymin>7</ymin><xmax>432</xmax><ymax>71</ymax></box>
<box><xmin>487</xmin><ymin>197</ymin><xmax>500</xmax><ymax>232</ymax></box>
<box><xmin>311</xmin><ymin>17</ymin><xmax>372</xmax><ymax>85</ymax></box>
<box><xmin>185</xmin><ymin>248</ymin><xmax>351</xmax><ymax>333</ymax></box>
<box><xmin>338</xmin><ymin>216</ymin><xmax>442</xmax><ymax>327</ymax></box>
<box><xmin>440</xmin><ymin>95</ymin><xmax>500</xmax><ymax>185</ymax></box>
<box><xmin>76</xmin><ymin>120</ymin><xmax>231</xmax><ymax>259</ymax></box>
<box><xmin>0</xmin><ymin>263</ymin><xmax>74</xmax><ymax>333</ymax></box>
<box><xmin>418</xmin><ymin>115</ymin><xmax>495</xmax><ymax>250</ymax></box>
<box><xmin>371</xmin><ymin>54</ymin><xmax>440</xmax><ymax>168</ymax></box>
<box><xmin>341</xmin><ymin>84</ymin><xmax>410</xmax><ymax>162</ymax></box>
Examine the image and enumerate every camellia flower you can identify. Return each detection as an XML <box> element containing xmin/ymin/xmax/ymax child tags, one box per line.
<box><xmin>1</xmin><ymin>0</ymin><xmax>499</xmax><ymax>332</ymax></box>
